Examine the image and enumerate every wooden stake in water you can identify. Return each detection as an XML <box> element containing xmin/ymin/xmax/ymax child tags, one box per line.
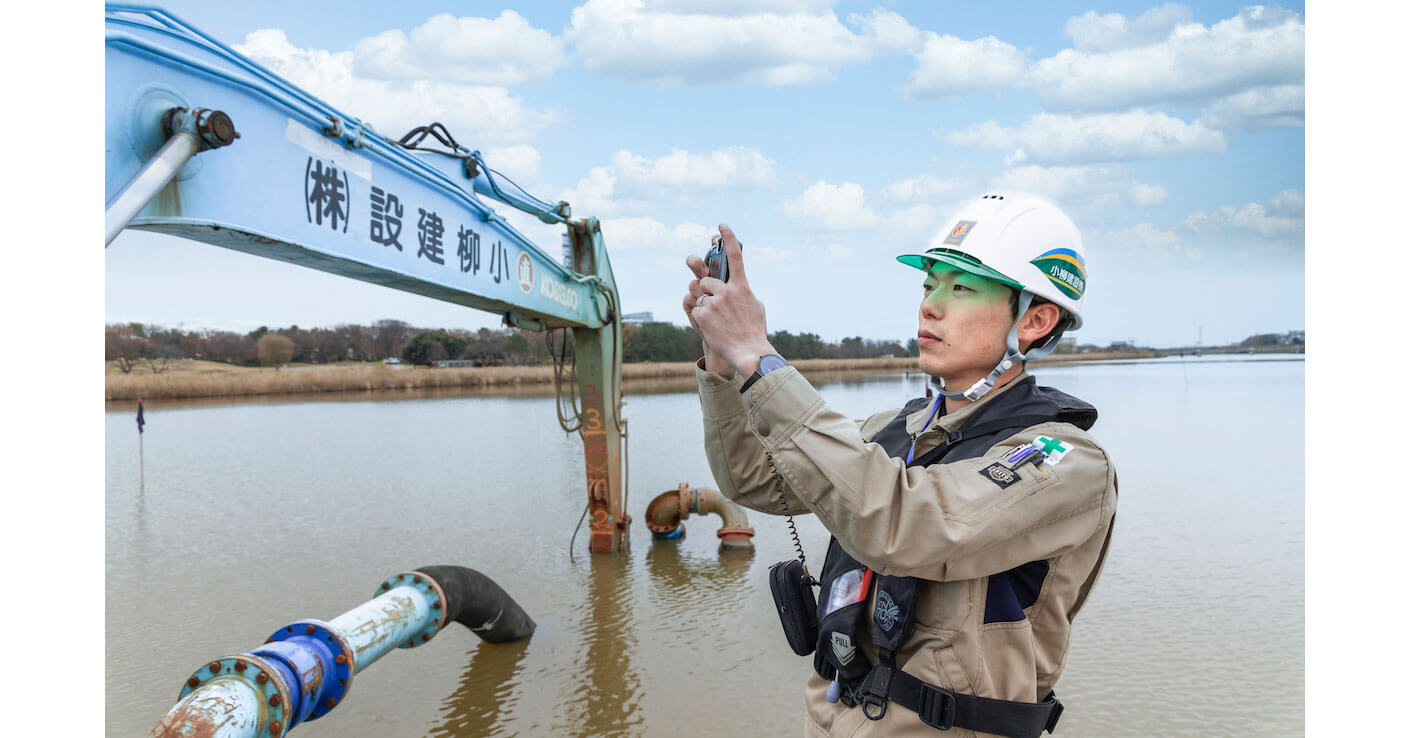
<box><xmin>137</xmin><ymin>398</ymin><xmax>145</xmax><ymax>491</ymax></box>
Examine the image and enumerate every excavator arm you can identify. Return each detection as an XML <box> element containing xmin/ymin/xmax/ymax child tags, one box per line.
<box><xmin>105</xmin><ymin>4</ymin><xmax>630</xmax><ymax>551</ymax></box>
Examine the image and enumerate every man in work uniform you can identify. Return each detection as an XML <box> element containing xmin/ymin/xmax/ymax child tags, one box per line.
<box><xmin>681</xmin><ymin>192</ymin><xmax>1117</xmax><ymax>738</ymax></box>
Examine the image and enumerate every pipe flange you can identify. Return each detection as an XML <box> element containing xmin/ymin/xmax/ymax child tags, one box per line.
<box><xmin>264</xmin><ymin>620</ymin><xmax>355</xmax><ymax>721</ymax></box>
<box><xmin>375</xmin><ymin>571</ymin><xmax>448</xmax><ymax>649</ymax></box>
<box><xmin>178</xmin><ymin>654</ymin><xmax>293</xmax><ymax>738</ymax></box>
<box><xmin>715</xmin><ymin>527</ymin><xmax>756</xmax><ymax>540</ymax></box>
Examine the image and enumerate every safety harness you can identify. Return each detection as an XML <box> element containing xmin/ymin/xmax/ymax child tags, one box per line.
<box><xmin>811</xmin><ymin>376</ymin><xmax>1096</xmax><ymax>736</ymax></box>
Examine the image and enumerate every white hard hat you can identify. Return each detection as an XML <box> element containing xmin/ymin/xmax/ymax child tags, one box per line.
<box><xmin>897</xmin><ymin>192</ymin><xmax>1087</xmax><ymax>330</ymax></box>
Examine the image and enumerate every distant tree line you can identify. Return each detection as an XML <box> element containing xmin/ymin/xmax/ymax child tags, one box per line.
<box><xmin>106</xmin><ymin>319</ymin><xmax>919</xmax><ymax>371</ymax></box>
<box><xmin>621</xmin><ymin>324</ymin><xmax>912</xmax><ymax>363</ymax></box>
<box><xmin>104</xmin><ymin>319</ymin><xmax>559</xmax><ymax>371</ymax></box>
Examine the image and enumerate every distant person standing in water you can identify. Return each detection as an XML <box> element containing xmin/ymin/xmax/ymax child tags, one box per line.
<box><xmin>683</xmin><ymin>192</ymin><xmax>1117</xmax><ymax>738</ymax></box>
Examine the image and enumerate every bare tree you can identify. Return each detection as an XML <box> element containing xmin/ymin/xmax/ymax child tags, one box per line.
<box><xmin>105</xmin><ymin>325</ymin><xmax>148</xmax><ymax>374</ymax></box>
<box><xmin>257</xmin><ymin>333</ymin><xmax>296</xmax><ymax>370</ymax></box>
<box><xmin>144</xmin><ymin>343</ymin><xmax>182</xmax><ymax>374</ymax></box>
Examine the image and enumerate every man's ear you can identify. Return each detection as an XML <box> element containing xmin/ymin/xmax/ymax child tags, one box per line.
<box><xmin>1018</xmin><ymin>303</ymin><xmax>1062</xmax><ymax>352</ymax></box>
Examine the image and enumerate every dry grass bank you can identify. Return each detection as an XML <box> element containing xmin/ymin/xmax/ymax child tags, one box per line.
<box><xmin>105</xmin><ymin>357</ymin><xmax>924</xmax><ymax>401</ymax></box>
<box><xmin>105</xmin><ymin>352</ymin><xmax>1161</xmax><ymax>402</ymax></box>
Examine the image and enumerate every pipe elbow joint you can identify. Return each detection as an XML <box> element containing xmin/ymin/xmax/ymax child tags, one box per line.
<box><xmin>646</xmin><ymin>484</ymin><xmax>754</xmax><ymax>548</ymax></box>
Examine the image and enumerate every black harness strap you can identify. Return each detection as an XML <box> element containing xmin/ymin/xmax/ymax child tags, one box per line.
<box><xmin>884</xmin><ymin>669</ymin><xmax>1063</xmax><ymax>737</ymax></box>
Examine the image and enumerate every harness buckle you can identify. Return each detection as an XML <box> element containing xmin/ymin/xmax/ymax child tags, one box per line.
<box><xmin>916</xmin><ymin>682</ymin><xmax>956</xmax><ymax>731</ymax></box>
<box><xmin>857</xmin><ymin>664</ymin><xmax>894</xmax><ymax>721</ymax></box>
<box><xmin>1043</xmin><ymin>693</ymin><xmax>1064</xmax><ymax>733</ymax></box>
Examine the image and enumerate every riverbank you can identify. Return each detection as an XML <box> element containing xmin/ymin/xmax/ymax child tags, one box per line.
<box><xmin>103</xmin><ymin>352</ymin><xmax>1178</xmax><ymax>401</ymax></box>
<box><xmin>104</xmin><ymin>351</ymin><xmax>1177</xmax><ymax>402</ymax></box>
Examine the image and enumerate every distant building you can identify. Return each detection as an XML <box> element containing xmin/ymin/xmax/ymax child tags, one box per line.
<box><xmin>622</xmin><ymin>312</ymin><xmax>654</xmax><ymax>325</ymax></box>
<box><xmin>433</xmin><ymin>359</ymin><xmax>477</xmax><ymax>368</ymax></box>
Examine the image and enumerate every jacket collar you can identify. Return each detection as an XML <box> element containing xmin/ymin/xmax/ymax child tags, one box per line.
<box><xmin>904</xmin><ymin>370</ymin><xmax>1032</xmax><ymax>437</ymax></box>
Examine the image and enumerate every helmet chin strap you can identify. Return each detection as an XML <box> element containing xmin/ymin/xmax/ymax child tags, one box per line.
<box><xmin>935</xmin><ymin>292</ymin><xmax>1065</xmax><ymax>403</ymax></box>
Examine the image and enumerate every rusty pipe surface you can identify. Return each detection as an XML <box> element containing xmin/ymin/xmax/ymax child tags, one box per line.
<box><xmin>645</xmin><ymin>483</ymin><xmax>755</xmax><ymax>548</ymax></box>
<box><xmin>151</xmin><ymin>567</ymin><xmax>533</xmax><ymax>738</ymax></box>
<box><xmin>148</xmin><ymin>676</ymin><xmax>265</xmax><ymax>738</ymax></box>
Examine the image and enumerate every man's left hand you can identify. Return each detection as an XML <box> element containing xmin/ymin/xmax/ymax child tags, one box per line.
<box><xmin>689</xmin><ymin>224</ymin><xmax>777</xmax><ymax>376</ymax></box>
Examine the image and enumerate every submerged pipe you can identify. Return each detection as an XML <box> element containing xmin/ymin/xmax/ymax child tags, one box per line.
<box><xmin>645</xmin><ymin>483</ymin><xmax>755</xmax><ymax>548</ymax></box>
<box><xmin>150</xmin><ymin>566</ymin><xmax>533</xmax><ymax>738</ymax></box>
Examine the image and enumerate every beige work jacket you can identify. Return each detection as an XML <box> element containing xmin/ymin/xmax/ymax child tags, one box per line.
<box><xmin>696</xmin><ymin>363</ymin><xmax>1117</xmax><ymax>738</ymax></box>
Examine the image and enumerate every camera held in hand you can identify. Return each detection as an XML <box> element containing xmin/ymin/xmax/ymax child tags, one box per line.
<box><xmin>705</xmin><ymin>234</ymin><xmax>741</xmax><ymax>283</ymax></box>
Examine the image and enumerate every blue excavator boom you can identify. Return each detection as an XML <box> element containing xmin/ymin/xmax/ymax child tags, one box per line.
<box><xmin>105</xmin><ymin>4</ymin><xmax>630</xmax><ymax>553</ymax></box>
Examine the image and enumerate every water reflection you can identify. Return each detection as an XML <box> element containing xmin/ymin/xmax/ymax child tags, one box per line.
<box><xmin>431</xmin><ymin>640</ymin><xmax>532</xmax><ymax>738</ymax></box>
<box><xmin>557</xmin><ymin>554</ymin><xmax>643</xmax><ymax>737</ymax></box>
<box><xmin>644</xmin><ymin>537</ymin><xmax>755</xmax><ymax>613</ymax></box>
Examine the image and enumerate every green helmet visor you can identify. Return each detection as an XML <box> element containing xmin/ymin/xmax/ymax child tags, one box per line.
<box><xmin>896</xmin><ymin>248</ymin><xmax>1024</xmax><ymax>290</ymax></box>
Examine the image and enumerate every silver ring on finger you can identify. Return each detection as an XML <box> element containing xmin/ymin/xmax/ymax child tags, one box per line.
<box><xmin>697</xmin><ymin>295</ymin><xmax>708</xmax><ymax>307</ymax></box>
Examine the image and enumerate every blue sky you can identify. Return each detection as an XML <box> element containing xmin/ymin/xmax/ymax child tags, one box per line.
<box><xmin>104</xmin><ymin>1</ymin><xmax>1306</xmax><ymax>347</ymax></box>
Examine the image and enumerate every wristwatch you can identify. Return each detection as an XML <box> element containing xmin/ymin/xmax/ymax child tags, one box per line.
<box><xmin>740</xmin><ymin>354</ymin><xmax>789</xmax><ymax>393</ymax></box>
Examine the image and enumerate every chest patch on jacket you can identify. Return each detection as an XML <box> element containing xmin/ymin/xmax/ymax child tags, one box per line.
<box><xmin>979</xmin><ymin>463</ymin><xmax>1021</xmax><ymax>488</ymax></box>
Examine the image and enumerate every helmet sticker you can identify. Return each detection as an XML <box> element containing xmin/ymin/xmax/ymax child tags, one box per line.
<box><xmin>942</xmin><ymin>220</ymin><xmax>977</xmax><ymax>246</ymax></box>
<box><xmin>1029</xmin><ymin>248</ymin><xmax>1086</xmax><ymax>299</ymax></box>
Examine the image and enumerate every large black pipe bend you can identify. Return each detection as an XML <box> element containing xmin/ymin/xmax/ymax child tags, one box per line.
<box><xmin>415</xmin><ymin>565</ymin><xmax>536</xmax><ymax>643</ymax></box>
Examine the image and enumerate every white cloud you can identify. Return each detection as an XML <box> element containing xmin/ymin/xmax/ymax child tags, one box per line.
<box><xmin>946</xmin><ymin>111</ymin><xmax>1226</xmax><ymax>165</ymax></box>
<box><xmin>236</xmin><ymin>29</ymin><xmax>555</xmax><ymax>145</ymax></box>
<box><xmin>651</xmin><ymin>0</ymin><xmax>839</xmax><ymax>13</ymax></box>
<box><xmin>988</xmin><ymin>165</ymin><xmax>1170</xmax><ymax>215</ymax></box>
<box><xmin>1105</xmin><ymin>222</ymin><xmax>1203</xmax><ymax>261</ymax></box>
<box><xmin>565</xmin><ymin>0</ymin><xmax>918</xmax><ymax>85</ymax></box>
<box><xmin>561</xmin><ymin>166</ymin><xmax>623</xmax><ymax>217</ymax></box>
<box><xmin>1127</xmin><ymin>181</ymin><xmax>1171</xmax><ymax>208</ymax></box>
<box><xmin>1185</xmin><ymin>194</ymin><xmax>1304</xmax><ymax>238</ymax></box>
<box><xmin>353</xmin><ymin>11</ymin><xmax>566</xmax><ymax>86</ymax></box>
<box><xmin>900</xmin><ymin>32</ymin><xmax>1027</xmax><ymax>98</ymax></box>
<box><xmin>783</xmin><ymin>181</ymin><xmax>882</xmax><ymax>230</ymax></box>
<box><xmin>598</xmin><ymin>216</ymin><xmax>791</xmax><ymax>263</ymax></box>
<box><xmin>1032</xmin><ymin>5</ymin><xmax>1304</xmax><ymax>112</ymax></box>
<box><xmin>599</xmin><ymin>217</ymin><xmax>705</xmax><ymax>252</ymax></box>
<box><xmin>1063</xmin><ymin>3</ymin><xmax>1194</xmax><ymax>52</ymax></box>
<box><xmin>1199</xmin><ymin>83</ymin><xmax>1304</xmax><ymax>131</ymax></box>
<box><xmin>883</xmin><ymin>174</ymin><xmax>967</xmax><ymax>205</ymax></box>
<box><xmin>610</xmin><ymin>147</ymin><xmax>778</xmax><ymax>194</ymax></box>
<box><xmin>885</xmin><ymin>203</ymin><xmax>946</xmax><ymax>242</ymax></box>
<box><xmin>1268</xmin><ymin>188</ymin><xmax>1304</xmax><ymax>215</ymax></box>
<box><xmin>482</xmin><ymin>145</ymin><xmax>542</xmax><ymax>183</ymax></box>
<box><xmin>558</xmin><ymin>146</ymin><xmax>777</xmax><ymax>217</ymax></box>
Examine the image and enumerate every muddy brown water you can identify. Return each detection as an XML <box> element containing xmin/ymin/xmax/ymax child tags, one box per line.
<box><xmin>106</xmin><ymin>357</ymin><xmax>1303</xmax><ymax>736</ymax></box>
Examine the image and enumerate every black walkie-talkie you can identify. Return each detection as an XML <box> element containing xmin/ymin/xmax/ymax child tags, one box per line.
<box><xmin>765</xmin><ymin>452</ymin><xmax>819</xmax><ymax>656</ymax></box>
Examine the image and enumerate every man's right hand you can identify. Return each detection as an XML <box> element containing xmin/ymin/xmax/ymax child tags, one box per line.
<box><xmin>684</xmin><ymin>250</ymin><xmax>732</xmax><ymax>375</ymax></box>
